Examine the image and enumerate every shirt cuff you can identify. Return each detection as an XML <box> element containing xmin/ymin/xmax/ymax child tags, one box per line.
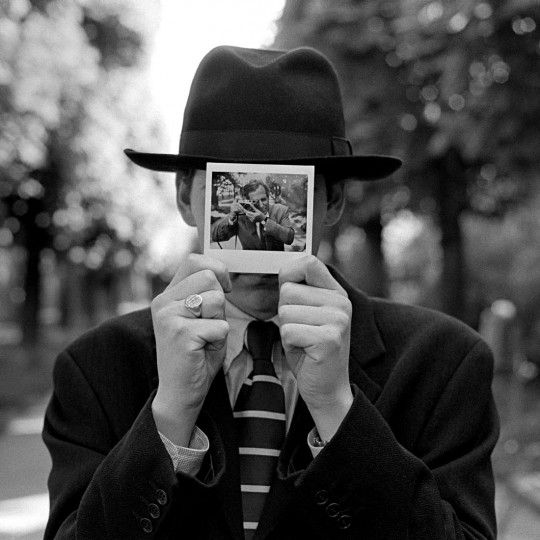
<box><xmin>159</xmin><ymin>426</ymin><xmax>209</xmax><ymax>476</ymax></box>
<box><xmin>307</xmin><ymin>427</ymin><xmax>325</xmax><ymax>458</ymax></box>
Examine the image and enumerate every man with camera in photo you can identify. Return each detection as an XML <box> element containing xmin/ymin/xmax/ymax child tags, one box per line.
<box><xmin>43</xmin><ymin>45</ymin><xmax>499</xmax><ymax>539</ymax></box>
<box><xmin>211</xmin><ymin>179</ymin><xmax>295</xmax><ymax>251</ymax></box>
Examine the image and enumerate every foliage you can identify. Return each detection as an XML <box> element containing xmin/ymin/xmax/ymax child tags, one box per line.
<box><xmin>466</xmin><ymin>187</ymin><xmax>540</xmax><ymax>325</ymax></box>
<box><xmin>0</xmin><ymin>0</ymin><xmax>177</xmax><ymax>279</ymax></box>
<box><xmin>383</xmin><ymin>209</ymin><xmax>442</xmax><ymax>305</ymax></box>
<box><xmin>275</xmin><ymin>0</ymin><xmax>540</xmax><ymax>318</ymax></box>
<box><xmin>276</xmin><ymin>0</ymin><xmax>540</xmax><ymax>214</ymax></box>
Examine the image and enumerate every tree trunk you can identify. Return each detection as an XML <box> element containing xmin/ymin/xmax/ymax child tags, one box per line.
<box><xmin>362</xmin><ymin>216</ymin><xmax>387</xmax><ymax>297</ymax></box>
<box><xmin>21</xmin><ymin>197</ymin><xmax>44</xmax><ymax>348</ymax></box>
<box><xmin>432</xmin><ymin>148</ymin><xmax>468</xmax><ymax>321</ymax></box>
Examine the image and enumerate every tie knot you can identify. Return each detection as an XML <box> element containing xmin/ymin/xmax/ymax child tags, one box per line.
<box><xmin>247</xmin><ymin>321</ymin><xmax>278</xmax><ymax>362</ymax></box>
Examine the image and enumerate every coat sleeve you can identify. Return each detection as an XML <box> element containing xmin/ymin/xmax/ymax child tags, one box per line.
<box><xmin>278</xmin><ymin>338</ymin><xmax>499</xmax><ymax>539</ymax></box>
<box><xmin>265</xmin><ymin>205</ymin><xmax>295</xmax><ymax>245</ymax></box>
<box><xmin>210</xmin><ymin>215</ymin><xmax>237</xmax><ymax>242</ymax></box>
<box><xmin>42</xmin><ymin>349</ymin><xmax>223</xmax><ymax>539</ymax></box>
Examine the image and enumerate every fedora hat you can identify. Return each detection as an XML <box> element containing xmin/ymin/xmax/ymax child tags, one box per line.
<box><xmin>125</xmin><ymin>45</ymin><xmax>401</xmax><ymax>181</ymax></box>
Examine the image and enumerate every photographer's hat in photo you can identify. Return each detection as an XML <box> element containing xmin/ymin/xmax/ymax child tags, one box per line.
<box><xmin>125</xmin><ymin>45</ymin><xmax>402</xmax><ymax>181</ymax></box>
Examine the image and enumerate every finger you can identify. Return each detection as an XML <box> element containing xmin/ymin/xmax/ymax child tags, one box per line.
<box><xmin>279</xmin><ymin>304</ymin><xmax>349</xmax><ymax>327</ymax></box>
<box><xmin>163</xmin><ymin>269</ymin><xmax>227</xmax><ymax>302</ymax></box>
<box><xmin>185</xmin><ymin>318</ymin><xmax>230</xmax><ymax>350</ymax></box>
<box><xmin>178</xmin><ymin>289</ymin><xmax>226</xmax><ymax>320</ymax></box>
<box><xmin>204</xmin><ymin>338</ymin><xmax>227</xmax><ymax>352</ymax></box>
<box><xmin>279</xmin><ymin>282</ymin><xmax>351</xmax><ymax>311</ymax></box>
<box><xmin>279</xmin><ymin>255</ymin><xmax>346</xmax><ymax>296</ymax></box>
<box><xmin>166</xmin><ymin>253</ymin><xmax>231</xmax><ymax>292</ymax></box>
<box><xmin>280</xmin><ymin>322</ymin><xmax>331</xmax><ymax>351</ymax></box>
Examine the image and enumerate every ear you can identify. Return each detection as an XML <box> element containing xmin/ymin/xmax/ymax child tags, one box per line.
<box><xmin>176</xmin><ymin>174</ymin><xmax>196</xmax><ymax>227</ymax></box>
<box><xmin>324</xmin><ymin>180</ymin><xmax>346</xmax><ymax>227</ymax></box>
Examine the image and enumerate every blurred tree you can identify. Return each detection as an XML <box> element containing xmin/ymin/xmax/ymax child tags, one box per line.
<box><xmin>274</xmin><ymin>0</ymin><xmax>540</xmax><ymax>321</ymax></box>
<box><xmin>0</xmin><ymin>0</ymin><xmax>173</xmax><ymax>344</ymax></box>
<box><xmin>213</xmin><ymin>173</ymin><xmax>241</xmax><ymax>210</ymax></box>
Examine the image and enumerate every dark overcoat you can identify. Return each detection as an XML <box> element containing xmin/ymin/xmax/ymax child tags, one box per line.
<box><xmin>43</xmin><ymin>271</ymin><xmax>498</xmax><ymax>539</ymax></box>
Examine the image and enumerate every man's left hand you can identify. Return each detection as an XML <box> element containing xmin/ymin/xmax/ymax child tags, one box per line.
<box><xmin>278</xmin><ymin>255</ymin><xmax>354</xmax><ymax>441</ymax></box>
<box><xmin>244</xmin><ymin>206</ymin><xmax>266</xmax><ymax>223</ymax></box>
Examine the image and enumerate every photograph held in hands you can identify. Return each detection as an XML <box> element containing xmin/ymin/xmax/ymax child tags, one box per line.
<box><xmin>205</xmin><ymin>162</ymin><xmax>314</xmax><ymax>273</ymax></box>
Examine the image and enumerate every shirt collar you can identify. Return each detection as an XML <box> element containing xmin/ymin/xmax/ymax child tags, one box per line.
<box><xmin>223</xmin><ymin>299</ymin><xmax>280</xmax><ymax>374</ymax></box>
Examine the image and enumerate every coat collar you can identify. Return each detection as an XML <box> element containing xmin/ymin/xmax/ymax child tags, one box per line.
<box><xmin>329</xmin><ymin>264</ymin><xmax>385</xmax><ymax>401</ymax></box>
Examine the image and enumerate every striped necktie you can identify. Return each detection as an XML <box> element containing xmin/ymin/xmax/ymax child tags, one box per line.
<box><xmin>256</xmin><ymin>222</ymin><xmax>266</xmax><ymax>248</ymax></box>
<box><xmin>233</xmin><ymin>321</ymin><xmax>285</xmax><ymax>539</ymax></box>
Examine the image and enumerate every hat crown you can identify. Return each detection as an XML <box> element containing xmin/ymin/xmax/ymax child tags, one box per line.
<box><xmin>181</xmin><ymin>46</ymin><xmax>346</xmax><ymax>138</ymax></box>
<box><xmin>124</xmin><ymin>45</ymin><xmax>402</xmax><ymax>181</ymax></box>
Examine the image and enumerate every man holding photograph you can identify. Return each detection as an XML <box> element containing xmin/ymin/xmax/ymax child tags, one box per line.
<box><xmin>211</xmin><ymin>179</ymin><xmax>295</xmax><ymax>251</ymax></box>
<box><xmin>43</xmin><ymin>45</ymin><xmax>498</xmax><ymax>539</ymax></box>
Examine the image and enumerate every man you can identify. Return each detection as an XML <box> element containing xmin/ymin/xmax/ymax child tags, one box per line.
<box><xmin>43</xmin><ymin>46</ymin><xmax>499</xmax><ymax>539</ymax></box>
<box><xmin>211</xmin><ymin>179</ymin><xmax>295</xmax><ymax>251</ymax></box>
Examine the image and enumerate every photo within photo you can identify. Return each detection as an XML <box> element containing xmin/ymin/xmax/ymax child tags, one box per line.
<box><xmin>205</xmin><ymin>163</ymin><xmax>314</xmax><ymax>273</ymax></box>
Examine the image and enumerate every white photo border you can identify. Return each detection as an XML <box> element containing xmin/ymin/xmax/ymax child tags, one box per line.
<box><xmin>204</xmin><ymin>162</ymin><xmax>314</xmax><ymax>274</ymax></box>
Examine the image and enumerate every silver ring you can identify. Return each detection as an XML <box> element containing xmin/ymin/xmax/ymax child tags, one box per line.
<box><xmin>185</xmin><ymin>294</ymin><xmax>203</xmax><ymax>317</ymax></box>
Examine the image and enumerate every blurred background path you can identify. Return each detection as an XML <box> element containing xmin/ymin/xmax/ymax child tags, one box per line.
<box><xmin>0</xmin><ymin>400</ymin><xmax>49</xmax><ymax>540</ymax></box>
<box><xmin>0</xmin><ymin>331</ymin><xmax>65</xmax><ymax>540</ymax></box>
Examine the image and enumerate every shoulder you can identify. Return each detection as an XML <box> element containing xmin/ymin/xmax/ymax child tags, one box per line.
<box><xmin>58</xmin><ymin>308</ymin><xmax>156</xmax><ymax>390</ymax></box>
<box><xmin>212</xmin><ymin>214</ymin><xmax>233</xmax><ymax>227</ymax></box>
<box><xmin>368</xmin><ymin>297</ymin><xmax>493</xmax><ymax>386</ymax></box>
<box><xmin>334</xmin><ymin>256</ymin><xmax>493</xmax><ymax>392</ymax></box>
<box><xmin>51</xmin><ymin>308</ymin><xmax>157</xmax><ymax>436</ymax></box>
<box><xmin>332</xmin><ymin>264</ymin><xmax>486</xmax><ymax>363</ymax></box>
<box><xmin>270</xmin><ymin>203</ymin><xmax>289</xmax><ymax>217</ymax></box>
<box><xmin>67</xmin><ymin>307</ymin><xmax>154</xmax><ymax>357</ymax></box>
<box><xmin>372</xmin><ymin>297</ymin><xmax>483</xmax><ymax>352</ymax></box>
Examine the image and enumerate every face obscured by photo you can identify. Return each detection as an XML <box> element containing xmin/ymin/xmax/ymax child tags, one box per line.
<box><xmin>246</xmin><ymin>185</ymin><xmax>269</xmax><ymax>214</ymax></box>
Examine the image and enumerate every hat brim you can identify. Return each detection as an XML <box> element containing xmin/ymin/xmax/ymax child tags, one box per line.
<box><xmin>124</xmin><ymin>149</ymin><xmax>401</xmax><ymax>181</ymax></box>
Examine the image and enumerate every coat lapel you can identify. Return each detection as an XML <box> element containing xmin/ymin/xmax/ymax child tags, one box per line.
<box><xmin>239</xmin><ymin>216</ymin><xmax>263</xmax><ymax>250</ymax></box>
<box><xmin>330</xmin><ymin>265</ymin><xmax>386</xmax><ymax>402</ymax></box>
<box><xmin>201</xmin><ymin>370</ymin><xmax>245</xmax><ymax>540</ymax></box>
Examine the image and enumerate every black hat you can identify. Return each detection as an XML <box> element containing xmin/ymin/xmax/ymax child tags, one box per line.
<box><xmin>125</xmin><ymin>45</ymin><xmax>401</xmax><ymax>181</ymax></box>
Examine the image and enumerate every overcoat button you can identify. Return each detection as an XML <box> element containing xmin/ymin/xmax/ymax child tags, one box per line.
<box><xmin>141</xmin><ymin>518</ymin><xmax>153</xmax><ymax>533</ymax></box>
<box><xmin>314</xmin><ymin>490</ymin><xmax>329</xmax><ymax>505</ymax></box>
<box><xmin>149</xmin><ymin>503</ymin><xmax>160</xmax><ymax>519</ymax></box>
<box><xmin>338</xmin><ymin>514</ymin><xmax>352</xmax><ymax>530</ymax></box>
<box><xmin>156</xmin><ymin>489</ymin><xmax>167</xmax><ymax>505</ymax></box>
<box><xmin>326</xmin><ymin>503</ymin><xmax>340</xmax><ymax>518</ymax></box>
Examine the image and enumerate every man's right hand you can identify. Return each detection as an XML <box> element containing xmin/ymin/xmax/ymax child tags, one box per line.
<box><xmin>229</xmin><ymin>200</ymin><xmax>245</xmax><ymax>220</ymax></box>
<box><xmin>151</xmin><ymin>254</ymin><xmax>231</xmax><ymax>446</ymax></box>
